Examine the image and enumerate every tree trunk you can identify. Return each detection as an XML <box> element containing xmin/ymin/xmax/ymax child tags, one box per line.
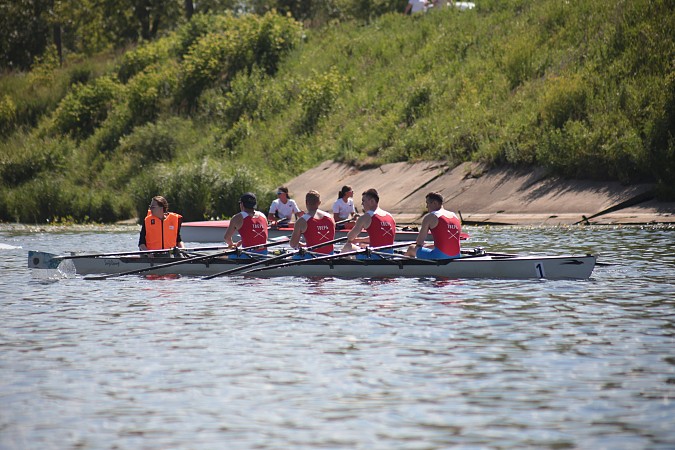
<box><xmin>184</xmin><ymin>0</ymin><xmax>194</xmax><ymax>20</ymax></box>
<box><xmin>53</xmin><ymin>23</ymin><xmax>62</xmax><ymax>66</ymax></box>
<box><xmin>135</xmin><ymin>0</ymin><xmax>151</xmax><ymax>40</ymax></box>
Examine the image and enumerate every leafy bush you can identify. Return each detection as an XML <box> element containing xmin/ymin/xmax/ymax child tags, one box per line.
<box><xmin>0</xmin><ymin>133</ymin><xmax>72</xmax><ymax>186</ymax></box>
<box><xmin>500</xmin><ymin>32</ymin><xmax>549</xmax><ymax>90</ymax></box>
<box><xmin>401</xmin><ymin>84</ymin><xmax>432</xmax><ymax>127</ymax></box>
<box><xmin>118</xmin><ymin>120</ymin><xmax>180</xmax><ymax>162</ymax></box>
<box><xmin>129</xmin><ymin>159</ymin><xmax>270</xmax><ymax>221</ymax></box>
<box><xmin>174</xmin><ymin>13</ymin><xmax>230</xmax><ymax>59</ymax></box>
<box><xmin>117</xmin><ymin>37</ymin><xmax>176</xmax><ymax>83</ymax></box>
<box><xmin>0</xmin><ymin>94</ymin><xmax>16</xmax><ymax>135</ymax></box>
<box><xmin>87</xmin><ymin>105</ymin><xmax>134</xmax><ymax>154</ymax></box>
<box><xmin>126</xmin><ymin>63</ymin><xmax>179</xmax><ymax>125</ymax></box>
<box><xmin>333</xmin><ymin>0</ymin><xmax>407</xmax><ymax>23</ymax></box>
<box><xmin>211</xmin><ymin>119</ymin><xmax>253</xmax><ymax>157</ymax></box>
<box><xmin>199</xmin><ymin>67</ymin><xmax>267</xmax><ymax>126</ymax></box>
<box><xmin>296</xmin><ymin>67</ymin><xmax>350</xmax><ymax>134</ymax></box>
<box><xmin>51</xmin><ymin>76</ymin><xmax>121</xmax><ymax>139</ymax></box>
<box><xmin>1</xmin><ymin>176</ymin><xmax>131</xmax><ymax>223</ymax></box>
<box><xmin>539</xmin><ymin>75</ymin><xmax>587</xmax><ymax>129</ymax></box>
<box><xmin>176</xmin><ymin>12</ymin><xmax>302</xmax><ymax>109</ymax></box>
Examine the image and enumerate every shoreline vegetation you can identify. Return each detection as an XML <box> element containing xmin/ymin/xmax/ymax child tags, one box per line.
<box><xmin>1</xmin><ymin>0</ymin><xmax>673</xmax><ymax>225</ymax></box>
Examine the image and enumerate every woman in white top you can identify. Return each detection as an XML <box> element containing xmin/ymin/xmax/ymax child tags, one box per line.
<box><xmin>332</xmin><ymin>185</ymin><xmax>358</xmax><ymax>229</ymax></box>
<box><xmin>268</xmin><ymin>186</ymin><xmax>303</xmax><ymax>227</ymax></box>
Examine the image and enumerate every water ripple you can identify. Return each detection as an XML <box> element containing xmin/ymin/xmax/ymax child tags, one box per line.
<box><xmin>1</xmin><ymin>225</ymin><xmax>674</xmax><ymax>449</ymax></box>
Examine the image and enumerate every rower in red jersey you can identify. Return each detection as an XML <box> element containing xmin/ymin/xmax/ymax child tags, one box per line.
<box><xmin>289</xmin><ymin>190</ymin><xmax>336</xmax><ymax>258</ymax></box>
<box><xmin>405</xmin><ymin>192</ymin><xmax>461</xmax><ymax>259</ymax></box>
<box><xmin>224</xmin><ymin>192</ymin><xmax>269</xmax><ymax>258</ymax></box>
<box><xmin>341</xmin><ymin>188</ymin><xmax>396</xmax><ymax>259</ymax></box>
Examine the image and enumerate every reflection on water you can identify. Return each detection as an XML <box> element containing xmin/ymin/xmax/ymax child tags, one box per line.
<box><xmin>1</xmin><ymin>224</ymin><xmax>674</xmax><ymax>449</ymax></box>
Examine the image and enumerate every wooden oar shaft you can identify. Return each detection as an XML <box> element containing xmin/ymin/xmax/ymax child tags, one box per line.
<box><xmin>84</xmin><ymin>238</ymin><xmax>289</xmax><ymax>280</ymax></box>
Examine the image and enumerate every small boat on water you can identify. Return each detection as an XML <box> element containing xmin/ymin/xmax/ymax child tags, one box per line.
<box><xmin>28</xmin><ymin>249</ymin><xmax>596</xmax><ymax>280</ymax></box>
<box><xmin>180</xmin><ymin>220</ymin><xmax>430</xmax><ymax>243</ymax></box>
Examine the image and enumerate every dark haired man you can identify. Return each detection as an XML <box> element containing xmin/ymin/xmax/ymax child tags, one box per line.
<box><xmin>341</xmin><ymin>188</ymin><xmax>396</xmax><ymax>258</ymax></box>
<box><xmin>289</xmin><ymin>190</ymin><xmax>336</xmax><ymax>258</ymax></box>
<box><xmin>405</xmin><ymin>192</ymin><xmax>461</xmax><ymax>259</ymax></box>
<box><xmin>224</xmin><ymin>192</ymin><xmax>269</xmax><ymax>257</ymax></box>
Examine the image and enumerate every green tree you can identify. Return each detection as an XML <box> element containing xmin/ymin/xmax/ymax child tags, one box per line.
<box><xmin>0</xmin><ymin>0</ymin><xmax>52</xmax><ymax>69</ymax></box>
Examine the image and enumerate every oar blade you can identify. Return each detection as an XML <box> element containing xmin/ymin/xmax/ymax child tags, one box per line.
<box><xmin>27</xmin><ymin>251</ymin><xmax>62</xmax><ymax>270</ymax></box>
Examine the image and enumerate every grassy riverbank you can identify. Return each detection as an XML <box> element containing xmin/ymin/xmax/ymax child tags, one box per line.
<box><xmin>1</xmin><ymin>0</ymin><xmax>673</xmax><ymax>223</ymax></box>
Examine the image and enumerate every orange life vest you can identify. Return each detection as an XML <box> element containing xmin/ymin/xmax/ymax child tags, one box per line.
<box><xmin>144</xmin><ymin>212</ymin><xmax>182</xmax><ymax>250</ymax></box>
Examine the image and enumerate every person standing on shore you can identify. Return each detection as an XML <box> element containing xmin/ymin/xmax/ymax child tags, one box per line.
<box><xmin>405</xmin><ymin>192</ymin><xmax>461</xmax><ymax>259</ymax></box>
<box><xmin>289</xmin><ymin>190</ymin><xmax>336</xmax><ymax>258</ymax></box>
<box><xmin>225</xmin><ymin>192</ymin><xmax>269</xmax><ymax>257</ymax></box>
<box><xmin>341</xmin><ymin>188</ymin><xmax>396</xmax><ymax>258</ymax></box>
<box><xmin>138</xmin><ymin>196</ymin><xmax>185</xmax><ymax>252</ymax></box>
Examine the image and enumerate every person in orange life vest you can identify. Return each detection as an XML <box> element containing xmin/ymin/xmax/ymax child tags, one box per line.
<box><xmin>289</xmin><ymin>190</ymin><xmax>336</xmax><ymax>259</ymax></box>
<box><xmin>405</xmin><ymin>192</ymin><xmax>462</xmax><ymax>259</ymax></box>
<box><xmin>224</xmin><ymin>192</ymin><xmax>269</xmax><ymax>259</ymax></box>
<box><xmin>138</xmin><ymin>196</ymin><xmax>185</xmax><ymax>252</ymax></box>
<box><xmin>340</xmin><ymin>188</ymin><xmax>396</xmax><ymax>259</ymax></box>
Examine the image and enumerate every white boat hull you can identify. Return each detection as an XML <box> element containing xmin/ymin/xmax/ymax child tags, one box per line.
<box><xmin>180</xmin><ymin>220</ymin><xmax>424</xmax><ymax>243</ymax></box>
<box><xmin>31</xmin><ymin>252</ymin><xmax>596</xmax><ymax>280</ymax></box>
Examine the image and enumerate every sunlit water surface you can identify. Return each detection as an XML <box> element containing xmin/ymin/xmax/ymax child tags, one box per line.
<box><xmin>1</xmin><ymin>224</ymin><xmax>674</xmax><ymax>449</ymax></box>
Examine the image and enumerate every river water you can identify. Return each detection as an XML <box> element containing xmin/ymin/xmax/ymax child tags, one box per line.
<box><xmin>1</xmin><ymin>224</ymin><xmax>674</xmax><ymax>449</ymax></box>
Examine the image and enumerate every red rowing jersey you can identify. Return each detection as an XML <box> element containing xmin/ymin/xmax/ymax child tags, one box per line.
<box><xmin>304</xmin><ymin>214</ymin><xmax>335</xmax><ymax>254</ymax></box>
<box><xmin>430</xmin><ymin>210</ymin><xmax>461</xmax><ymax>257</ymax></box>
<box><xmin>366</xmin><ymin>209</ymin><xmax>396</xmax><ymax>247</ymax></box>
<box><xmin>239</xmin><ymin>211</ymin><xmax>268</xmax><ymax>247</ymax></box>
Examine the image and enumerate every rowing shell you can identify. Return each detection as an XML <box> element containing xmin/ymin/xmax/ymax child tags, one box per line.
<box><xmin>28</xmin><ymin>251</ymin><xmax>596</xmax><ymax>280</ymax></box>
<box><xmin>179</xmin><ymin>220</ymin><xmax>431</xmax><ymax>243</ymax></box>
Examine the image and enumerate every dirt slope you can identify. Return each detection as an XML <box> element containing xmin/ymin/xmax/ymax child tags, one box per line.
<box><xmin>284</xmin><ymin>161</ymin><xmax>675</xmax><ymax>225</ymax></box>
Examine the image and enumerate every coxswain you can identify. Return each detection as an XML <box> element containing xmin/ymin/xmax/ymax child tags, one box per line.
<box><xmin>138</xmin><ymin>196</ymin><xmax>185</xmax><ymax>253</ymax></box>
<box><xmin>268</xmin><ymin>186</ymin><xmax>303</xmax><ymax>228</ymax></box>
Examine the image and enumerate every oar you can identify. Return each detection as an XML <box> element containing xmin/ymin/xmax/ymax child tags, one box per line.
<box><xmin>44</xmin><ymin>241</ymin><xmax>277</xmax><ymax>262</ymax></box>
<box><xmin>273</xmin><ymin>217</ymin><xmax>352</xmax><ymax>229</ymax></box>
<box><xmin>203</xmin><ymin>236</ymin><xmax>349</xmax><ymax>279</ymax></box>
<box><xmin>370</xmin><ymin>250</ymin><xmax>439</xmax><ymax>264</ymax></box>
<box><xmin>245</xmin><ymin>241</ymin><xmax>416</xmax><ymax>274</ymax></box>
<box><xmin>48</xmin><ymin>248</ymin><xmax>182</xmax><ymax>261</ymax></box>
<box><xmin>84</xmin><ymin>238</ymin><xmax>290</xmax><ymax>280</ymax></box>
